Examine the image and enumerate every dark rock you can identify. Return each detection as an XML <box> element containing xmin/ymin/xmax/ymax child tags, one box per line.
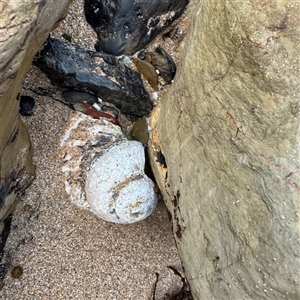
<box><xmin>62</xmin><ymin>90</ymin><xmax>98</xmax><ymax>104</ymax></box>
<box><xmin>144</xmin><ymin>47</ymin><xmax>177</xmax><ymax>84</ymax></box>
<box><xmin>19</xmin><ymin>96</ymin><xmax>35</xmax><ymax>116</ymax></box>
<box><xmin>138</xmin><ymin>51</ymin><xmax>146</xmax><ymax>60</ymax></box>
<box><xmin>84</xmin><ymin>0</ymin><xmax>189</xmax><ymax>55</ymax></box>
<box><xmin>34</xmin><ymin>37</ymin><xmax>152</xmax><ymax>120</ymax></box>
<box><xmin>61</xmin><ymin>33</ymin><xmax>72</xmax><ymax>43</ymax></box>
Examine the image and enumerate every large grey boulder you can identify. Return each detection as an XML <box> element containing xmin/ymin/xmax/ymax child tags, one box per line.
<box><xmin>149</xmin><ymin>0</ymin><xmax>300</xmax><ymax>299</ymax></box>
<box><xmin>0</xmin><ymin>0</ymin><xmax>71</xmax><ymax>266</ymax></box>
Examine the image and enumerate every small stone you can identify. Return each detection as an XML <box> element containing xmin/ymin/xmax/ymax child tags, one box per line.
<box><xmin>61</xmin><ymin>33</ymin><xmax>72</xmax><ymax>42</ymax></box>
<box><xmin>19</xmin><ymin>95</ymin><xmax>35</xmax><ymax>116</ymax></box>
<box><xmin>131</xmin><ymin>117</ymin><xmax>149</xmax><ymax>145</ymax></box>
<box><xmin>145</xmin><ymin>47</ymin><xmax>177</xmax><ymax>84</ymax></box>
<box><xmin>138</xmin><ymin>51</ymin><xmax>146</xmax><ymax>60</ymax></box>
<box><xmin>154</xmin><ymin>185</ymin><xmax>160</xmax><ymax>194</ymax></box>
<box><xmin>132</xmin><ymin>58</ymin><xmax>159</xmax><ymax>91</ymax></box>
<box><xmin>23</xmin><ymin>204</ymin><xmax>32</xmax><ymax>212</ymax></box>
<box><xmin>11</xmin><ymin>266</ymin><xmax>23</xmax><ymax>279</ymax></box>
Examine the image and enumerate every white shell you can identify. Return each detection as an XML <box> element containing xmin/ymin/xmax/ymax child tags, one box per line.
<box><xmin>85</xmin><ymin>141</ymin><xmax>157</xmax><ymax>223</ymax></box>
<box><xmin>61</xmin><ymin>111</ymin><xmax>157</xmax><ymax>224</ymax></box>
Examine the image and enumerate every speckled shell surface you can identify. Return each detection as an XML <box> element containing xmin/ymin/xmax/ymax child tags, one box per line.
<box><xmin>85</xmin><ymin>141</ymin><xmax>157</xmax><ymax>223</ymax></box>
<box><xmin>60</xmin><ymin>111</ymin><xmax>157</xmax><ymax>224</ymax></box>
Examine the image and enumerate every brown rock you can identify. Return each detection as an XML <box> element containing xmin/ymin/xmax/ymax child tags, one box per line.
<box><xmin>145</xmin><ymin>48</ymin><xmax>176</xmax><ymax>84</ymax></box>
<box><xmin>149</xmin><ymin>0</ymin><xmax>300</xmax><ymax>299</ymax></box>
<box><xmin>131</xmin><ymin>117</ymin><xmax>149</xmax><ymax>145</ymax></box>
<box><xmin>11</xmin><ymin>266</ymin><xmax>23</xmax><ymax>279</ymax></box>
<box><xmin>132</xmin><ymin>58</ymin><xmax>159</xmax><ymax>91</ymax></box>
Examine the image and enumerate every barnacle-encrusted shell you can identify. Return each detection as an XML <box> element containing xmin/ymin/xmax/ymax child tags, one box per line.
<box><xmin>61</xmin><ymin>110</ymin><xmax>157</xmax><ymax>224</ymax></box>
<box><xmin>85</xmin><ymin>141</ymin><xmax>157</xmax><ymax>223</ymax></box>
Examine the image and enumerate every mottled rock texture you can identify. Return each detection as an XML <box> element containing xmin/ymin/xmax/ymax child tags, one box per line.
<box><xmin>34</xmin><ymin>37</ymin><xmax>152</xmax><ymax>120</ymax></box>
<box><xmin>149</xmin><ymin>1</ymin><xmax>300</xmax><ymax>299</ymax></box>
<box><xmin>84</xmin><ymin>0</ymin><xmax>189</xmax><ymax>55</ymax></box>
<box><xmin>0</xmin><ymin>0</ymin><xmax>71</xmax><ymax>258</ymax></box>
<box><xmin>60</xmin><ymin>111</ymin><xmax>157</xmax><ymax>224</ymax></box>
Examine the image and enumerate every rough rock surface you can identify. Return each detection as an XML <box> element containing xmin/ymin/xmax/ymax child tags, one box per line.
<box><xmin>85</xmin><ymin>141</ymin><xmax>157</xmax><ymax>224</ymax></box>
<box><xmin>34</xmin><ymin>37</ymin><xmax>152</xmax><ymax>120</ymax></box>
<box><xmin>60</xmin><ymin>111</ymin><xmax>157</xmax><ymax>224</ymax></box>
<box><xmin>84</xmin><ymin>0</ymin><xmax>189</xmax><ymax>55</ymax></box>
<box><xmin>0</xmin><ymin>0</ymin><xmax>72</xmax><ymax>261</ymax></box>
<box><xmin>149</xmin><ymin>1</ymin><xmax>300</xmax><ymax>299</ymax></box>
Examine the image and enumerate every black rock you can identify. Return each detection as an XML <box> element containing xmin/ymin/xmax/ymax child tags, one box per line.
<box><xmin>84</xmin><ymin>0</ymin><xmax>189</xmax><ymax>55</ymax></box>
<box><xmin>61</xmin><ymin>33</ymin><xmax>72</xmax><ymax>43</ymax></box>
<box><xmin>138</xmin><ymin>51</ymin><xmax>146</xmax><ymax>60</ymax></box>
<box><xmin>34</xmin><ymin>37</ymin><xmax>152</xmax><ymax>120</ymax></box>
<box><xmin>19</xmin><ymin>96</ymin><xmax>35</xmax><ymax>116</ymax></box>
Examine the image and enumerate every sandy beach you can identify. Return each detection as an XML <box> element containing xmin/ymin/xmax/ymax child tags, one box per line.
<box><xmin>0</xmin><ymin>0</ymin><xmax>189</xmax><ymax>299</ymax></box>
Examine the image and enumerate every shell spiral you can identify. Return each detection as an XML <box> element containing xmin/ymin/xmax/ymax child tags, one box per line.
<box><xmin>85</xmin><ymin>141</ymin><xmax>157</xmax><ymax>223</ymax></box>
<box><xmin>61</xmin><ymin>111</ymin><xmax>157</xmax><ymax>224</ymax></box>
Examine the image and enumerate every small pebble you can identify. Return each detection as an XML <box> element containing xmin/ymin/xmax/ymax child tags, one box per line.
<box><xmin>23</xmin><ymin>204</ymin><xmax>32</xmax><ymax>212</ymax></box>
<box><xmin>61</xmin><ymin>33</ymin><xmax>72</xmax><ymax>42</ymax></box>
<box><xmin>132</xmin><ymin>58</ymin><xmax>158</xmax><ymax>91</ymax></box>
<box><xmin>138</xmin><ymin>50</ymin><xmax>146</xmax><ymax>60</ymax></box>
<box><xmin>154</xmin><ymin>184</ymin><xmax>160</xmax><ymax>194</ymax></box>
<box><xmin>11</xmin><ymin>266</ymin><xmax>23</xmax><ymax>279</ymax></box>
<box><xmin>145</xmin><ymin>47</ymin><xmax>176</xmax><ymax>84</ymax></box>
<box><xmin>19</xmin><ymin>96</ymin><xmax>35</xmax><ymax>116</ymax></box>
<box><xmin>131</xmin><ymin>117</ymin><xmax>149</xmax><ymax>145</ymax></box>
